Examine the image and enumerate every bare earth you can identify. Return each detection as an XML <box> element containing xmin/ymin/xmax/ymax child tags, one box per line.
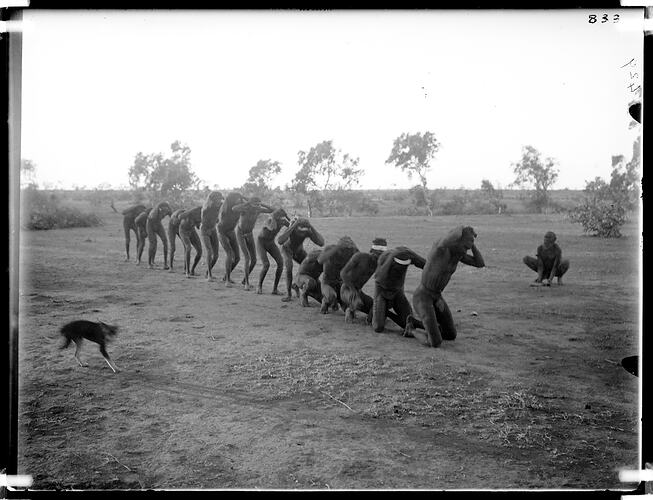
<box><xmin>16</xmin><ymin>212</ymin><xmax>640</xmax><ymax>490</ymax></box>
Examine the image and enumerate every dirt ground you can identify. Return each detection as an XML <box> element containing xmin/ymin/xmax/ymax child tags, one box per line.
<box><xmin>16</xmin><ymin>211</ymin><xmax>640</xmax><ymax>490</ymax></box>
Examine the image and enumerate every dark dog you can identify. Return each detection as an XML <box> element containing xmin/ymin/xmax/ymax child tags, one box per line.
<box><xmin>60</xmin><ymin>320</ymin><xmax>120</xmax><ymax>373</ymax></box>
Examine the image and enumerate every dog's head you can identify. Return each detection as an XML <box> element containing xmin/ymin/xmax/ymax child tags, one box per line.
<box><xmin>98</xmin><ymin>321</ymin><xmax>119</xmax><ymax>339</ymax></box>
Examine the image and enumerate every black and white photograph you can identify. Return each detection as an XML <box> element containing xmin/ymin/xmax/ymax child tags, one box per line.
<box><xmin>7</xmin><ymin>8</ymin><xmax>645</xmax><ymax>491</ymax></box>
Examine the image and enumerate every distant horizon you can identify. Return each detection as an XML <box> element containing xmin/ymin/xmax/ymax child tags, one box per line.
<box><xmin>20</xmin><ymin>183</ymin><xmax>594</xmax><ymax>193</ymax></box>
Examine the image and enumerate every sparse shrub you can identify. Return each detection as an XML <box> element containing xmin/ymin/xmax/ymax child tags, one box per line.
<box><xmin>438</xmin><ymin>193</ymin><xmax>469</xmax><ymax>215</ymax></box>
<box><xmin>357</xmin><ymin>194</ymin><xmax>380</xmax><ymax>216</ymax></box>
<box><xmin>408</xmin><ymin>185</ymin><xmax>428</xmax><ymax>208</ymax></box>
<box><xmin>568</xmin><ymin>201</ymin><xmax>627</xmax><ymax>238</ymax></box>
<box><xmin>21</xmin><ymin>188</ymin><xmax>103</xmax><ymax>230</ymax></box>
<box><xmin>397</xmin><ymin>206</ymin><xmax>429</xmax><ymax>216</ymax></box>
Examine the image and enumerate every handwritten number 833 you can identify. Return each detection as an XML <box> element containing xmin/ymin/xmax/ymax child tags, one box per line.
<box><xmin>589</xmin><ymin>14</ymin><xmax>620</xmax><ymax>23</ymax></box>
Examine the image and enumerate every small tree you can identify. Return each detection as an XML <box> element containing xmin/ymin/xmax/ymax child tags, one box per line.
<box><xmin>386</xmin><ymin>131</ymin><xmax>439</xmax><ymax>216</ymax></box>
<box><xmin>511</xmin><ymin>146</ymin><xmax>559</xmax><ymax>214</ymax></box>
<box><xmin>480</xmin><ymin>179</ymin><xmax>507</xmax><ymax>214</ymax></box>
<box><xmin>291</xmin><ymin>140</ymin><xmax>363</xmax><ymax>217</ymax></box>
<box><xmin>20</xmin><ymin>159</ymin><xmax>38</xmax><ymax>188</ymax></box>
<box><xmin>408</xmin><ymin>185</ymin><xmax>429</xmax><ymax>211</ymax></box>
<box><xmin>569</xmin><ymin>138</ymin><xmax>640</xmax><ymax>238</ymax></box>
<box><xmin>241</xmin><ymin>159</ymin><xmax>282</xmax><ymax>198</ymax></box>
<box><xmin>128</xmin><ymin>141</ymin><xmax>200</xmax><ymax>202</ymax></box>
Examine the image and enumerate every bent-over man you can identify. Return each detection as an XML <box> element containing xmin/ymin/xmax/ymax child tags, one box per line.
<box><xmin>121</xmin><ymin>204</ymin><xmax>148</xmax><ymax>261</ymax></box>
<box><xmin>146</xmin><ymin>201</ymin><xmax>173</xmax><ymax>269</ymax></box>
<box><xmin>217</xmin><ymin>192</ymin><xmax>247</xmax><ymax>286</ymax></box>
<box><xmin>317</xmin><ymin>236</ymin><xmax>359</xmax><ymax>314</ymax></box>
<box><xmin>408</xmin><ymin>226</ymin><xmax>485</xmax><ymax>348</ymax></box>
<box><xmin>256</xmin><ymin>208</ymin><xmax>290</xmax><ymax>294</ymax></box>
<box><xmin>178</xmin><ymin>206</ymin><xmax>203</xmax><ymax>277</ymax></box>
<box><xmin>340</xmin><ymin>237</ymin><xmax>388</xmax><ymax>323</ymax></box>
<box><xmin>168</xmin><ymin>208</ymin><xmax>185</xmax><ymax>272</ymax></box>
<box><xmin>232</xmin><ymin>197</ymin><xmax>274</xmax><ymax>291</ymax></box>
<box><xmin>293</xmin><ymin>249</ymin><xmax>324</xmax><ymax>307</ymax></box>
<box><xmin>200</xmin><ymin>191</ymin><xmax>224</xmax><ymax>281</ymax></box>
<box><xmin>372</xmin><ymin>246</ymin><xmax>426</xmax><ymax>333</ymax></box>
<box><xmin>277</xmin><ymin>217</ymin><xmax>325</xmax><ymax>302</ymax></box>
<box><xmin>134</xmin><ymin>208</ymin><xmax>153</xmax><ymax>265</ymax></box>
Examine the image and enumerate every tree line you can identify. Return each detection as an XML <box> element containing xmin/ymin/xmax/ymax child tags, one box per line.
<box><xmin>19</xmin><ymin>123</ymin><xmax>640</xmax><ymax>237</ymax></box>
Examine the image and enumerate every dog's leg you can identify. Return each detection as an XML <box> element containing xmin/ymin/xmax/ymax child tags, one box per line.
<box><xmin>73</xmin><ymin>340</ymin><xmax>88</xmax><ymax>367</ymax></box>
<box><xmin>100</xmin><ymin>345</ymin><xmax>120</xmax><ymax>373</ymax></box>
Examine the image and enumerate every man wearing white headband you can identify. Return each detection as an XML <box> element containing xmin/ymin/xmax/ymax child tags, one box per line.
<box><xmin>372</xmin><ymin>246</ymin><xmax>426</xmax><ymax>334</ymax></box>
<box><xmin>317</xmin><ymin>236</ymin><xmax>359</xmax><ymax>314</ymax></box>
<box><xmin>407</xmin><ymin>225</ymin><xmax>485</xmax><ymax>348</ymax></box>
<box><xmin>340</xmin><ymin>237</ymin><xmax>388</xmax><ymax>323</ymax></box>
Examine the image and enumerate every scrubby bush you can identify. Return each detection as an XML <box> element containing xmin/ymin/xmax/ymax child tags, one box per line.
<box><xmin>568</xmin><ymin>201</ymin><xmax>627</xmax><ymax>238</ymax></box>
<box><xmin>397</xmin><ymin>206</ymin><xmax>429</xmax><ymax>216</ymax></box>
<box><xmin>21</xmin><ymin>188</ymin><xmax>103</xmax><ymax>230</ymax></box>
<box><xmin>567</xmin><ymin>176</ymin><xmax>632</xmax><ymax>238</ymax></box>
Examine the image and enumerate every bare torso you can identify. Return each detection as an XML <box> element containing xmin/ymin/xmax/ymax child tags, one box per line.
<box><xmin>375</xmin><ymin>247</ymin><xmax>426</xmax><ymax>292</ymax></box>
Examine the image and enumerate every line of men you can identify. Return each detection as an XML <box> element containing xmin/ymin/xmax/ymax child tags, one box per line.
<box><xmin>121</xmin><ymin>191</ymin><xmax>569</xmax><ymax>348</ymax></box>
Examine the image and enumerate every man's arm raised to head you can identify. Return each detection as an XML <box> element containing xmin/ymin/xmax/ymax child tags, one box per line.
<box><xmin>308</xmin><ymin>223</ymin><xmax>325</xmax><ymax>247</ymax></box>
<box><xmin>231</xmin><ymin>202</ymin><xmax>251</xmax><ymax>213</ymax></box>
<box><xmin>276</xmin><ymin>219</ymin><xmax>301</xmax><ymax>245</ymax></box>
<box><xmin>460</xmin><ymin>244</ymin><xmax>485</xmax><ymax>268</ymax></box>
<box><xmin>405</xmin><ymin>248</ymin><xmax>426</xmax><ymax>269</ymax></box>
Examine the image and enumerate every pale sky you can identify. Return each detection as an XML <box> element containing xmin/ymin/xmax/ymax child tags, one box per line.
<box><xmin>19</xmin><ymin>9</ymin><xmax>643</xmax><ymax>191</ymax></box>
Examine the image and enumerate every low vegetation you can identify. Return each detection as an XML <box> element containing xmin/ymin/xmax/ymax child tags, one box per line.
<box><xmin>21</xmin><ymin>188</ymin><xmax>103</xmax><ymax>231</ymax></box>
